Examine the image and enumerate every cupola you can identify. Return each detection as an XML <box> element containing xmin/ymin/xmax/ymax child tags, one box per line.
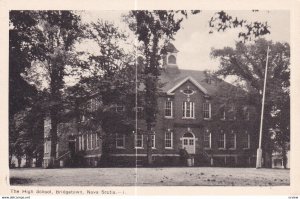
<box><xmin>162</xmin><ymin>43</ymin><xmax>179</xmax><ymax>69</ymax></box>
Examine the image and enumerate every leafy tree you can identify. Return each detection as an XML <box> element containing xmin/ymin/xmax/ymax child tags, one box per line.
<box><xmin>125</xmin><ymin>10</ymin><xmax>200</xmax><ymax>165</ymax></box>
<box><xmin>208</xmin><ymin>10</ymin><xmax>270</xmax><ymax>42</ymax></box>
<box><xmin>211</xmin><ymin>38</ymin><xmax>290</xmax><ymax>167</ymax></box>
<box><xmin>9</xmin><ymin>11</ymin><xmax>41</xmax><ymax>167</ymax></box>
<box><xmin>12</xmin><ymin>11</ymin><xmax>84</xmax><ymax>167</ymax></box>
<box><xmin>64</xmin><ymin>20</ymin><xmax>138</xmax><ymax>166</ymax></box>
<box><xmin>125</xmin><ymin>10</ymin><xmax>271</xmax><ymax>165</ymax></box>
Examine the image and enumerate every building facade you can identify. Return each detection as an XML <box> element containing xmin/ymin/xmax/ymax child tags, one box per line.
<box><xmin>43</xmin><ymin>44</ymin><xmax>258</xmax><ymax>168</ymax></box>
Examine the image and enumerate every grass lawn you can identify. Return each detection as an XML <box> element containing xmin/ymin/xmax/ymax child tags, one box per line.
<box><xmin>10</xmin><ymin>167</ymin><xmax>290</xmax><ymax>186</ymax></box>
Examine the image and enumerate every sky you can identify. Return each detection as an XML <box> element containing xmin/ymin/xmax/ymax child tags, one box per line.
<box><xmin>80</xmin><ymin>10</ymin><xmax>290</xmax><ymax>72</ymax></box>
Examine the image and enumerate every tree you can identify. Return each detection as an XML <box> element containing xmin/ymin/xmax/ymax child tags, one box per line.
<box><xmin>211</xmin><ymin>38</ymin><xmax>290</xmax><ymax>167</ymax></box>
<box><xmin>125</xmin><ymin>10</ymin><xmax>201</xmax><ymax>165</ymax></box>
<box><xmin>9</xmin><ymin>11</ymin><xmax>42</xmax><ymax>167</ymax></box>
<box><xmin>125</xmin><ymin>10</ymin><xmax>271</xmax><ymax>166</ymax></box>
<box><xmin>14</xmin><ymin>11</ymin><xmax>84</xmax><ymax>167</ymax></box>
<box><xmin>64</xmin><ymin>20</ymin><xmax>138</xmax><ymax>166</ymax></box>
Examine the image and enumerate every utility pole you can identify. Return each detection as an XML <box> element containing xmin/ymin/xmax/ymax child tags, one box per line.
<box><xmin>256</xmin><ymin>46</ymin><xmax>270</xmax><ymax>169</ymax></box>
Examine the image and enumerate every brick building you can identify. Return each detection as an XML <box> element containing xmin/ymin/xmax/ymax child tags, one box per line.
<box><xmin>43</xmin><ymin>43</ymin><xmax>258</xmax><ymax>168</ymax></box>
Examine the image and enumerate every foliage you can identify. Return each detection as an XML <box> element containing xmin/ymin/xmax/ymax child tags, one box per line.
<box><xmin>211</xmin><ymin>38</ymin><xmax>290</xmax><ymax>167</ymax></box>
<box><xmin>209</xmin><ymin>10</ymin><xmax>271</xmax><ymax>42</ymax></box>
<box><xmin>125</xmin><ymin>10</ymin><xmax>200</xmax><ymax>165</ymax></box>
<box><xmin>10</xmin><ymin>10</ymin><xmax>84</xmax><ymax>167</ymax></box>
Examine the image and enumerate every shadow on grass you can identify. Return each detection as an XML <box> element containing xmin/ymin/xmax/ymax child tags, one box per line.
<box><xmin>10</xmin><ymin>177</ymin><xmax>33</xmax><ymax>185</ymax></box>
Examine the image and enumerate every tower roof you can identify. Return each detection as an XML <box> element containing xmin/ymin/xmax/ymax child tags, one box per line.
<box><xmin>166</xmin><ymin>43</ymin><xmax>179</xmax><ymax>53</ymax></box>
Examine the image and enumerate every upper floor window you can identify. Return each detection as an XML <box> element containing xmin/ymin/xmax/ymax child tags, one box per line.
<box><xmin>220</xmin><ymin>106</ymin><xmax>226</xmax><ymax>120</ymax></box>
<box><xmin>218</xmin><ymin>130</ymin><xmax>225</xmax><ymax>149</ymax></box>
<box><xmin>115</xmin><ymin>105</ymin><xmax>125</xmax><ymax>113</ymax></box>
<box><xmin>182</xmin><ymin>101</ymin><xmax>195</xmax><ymax>118</ymax></box>
<box><xmin>244</xmin><ymin>108</ymin><xmax>250</xmax><ymax>120</ymax></box>
<box><xmin>151</xmin><ymin>132</ymin><xmax>156</xmax><ymax>149</ymax></box>
<box><xmin>204</xmin><ymin>130</ymin><xmax>211</xmax><ymax>149</ymax></box>
<box><xmin>227</xmin><ymin>131</ymin><xmax>236</xmax><ymax>149</ymax></box>
<box><xmin>165</xmin><ymin>101</ymin><xmax>173</xmax><ymax>118</ymax></box>
<box><xmin>228</xmin><ymin>106</ymin><xmax>236</xmax><ymax>120</ymax></box>
<box><xmin>203</xmin><ymin>102</ymin><xmax>211</xmax><ymax>119</ymax></box>
<box><xmin>165</xmin><ymin>131</ymin><xmax>173</xmax><ymax>149</ymax></box>
<box><xmin>241</xmin><ymin>131</ymin><xmax>250</xmax><ymax>149</ymax></box>
<box><xmin>133</xmin><ymin>106</ymin><xmax>144</xmax><ymax>118</ymax></box>
<box><xmin>116</xmin><ymin>133</ymin><xmax>125</xmax><ymax>149</ymax></box>
<box><xmin>89</xmin><ymin>99</ymin><xmax>100</xmax><ymax>111</ymax></box>
<box><xmin>135</xmin><ymin>133</ymin><xmax>143</xmax><ymax>148</ymax></box>
<box><xmin>168</xmin><ymin>55</ymin><xmax>176</xmax><ymax>64</ymax></box>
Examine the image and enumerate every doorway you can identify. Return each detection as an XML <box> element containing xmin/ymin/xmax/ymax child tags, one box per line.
<box><xmin>182</xmin><ymin>132</ymin><xmax>195</xmax><ymax>154</ymax></box>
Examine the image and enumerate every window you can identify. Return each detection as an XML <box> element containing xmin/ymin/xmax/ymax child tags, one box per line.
<box><xmin>81</xmin><ymin>135</ymin><xmax>85</xmax><ymax>150</ymax></box>
<box><xmin>165</xmin><ymin>101</ymin><xmax>173</xmax><ymax>117</ymax></box>
<box><xmin>218</xmin><ymin>131</ymin><xmax>225</xmax><ymax>149</ymax></box>
<box><xmin>116</xmin><ymin>133</ymin><xmax>125</xmax><ymax>149</ymax></box>
<box><xmin>115</xmin><ymin>105</ymin><xmax>125</xmax><ymax>113</ymax></box>
<box><xmin>135</xmin><ymin>134</ymin><xmax>143</xmax><ymax>148</ymax></box>
<box><xmin>245</xmin><ymin>110</ymin><xmax>250</xmax><ymax>120</ymax></box>
<box><xmin>44</xmin><ymin>142</ymin><xmax>49</xmax><ymax>153</ymax></box>
<box><xmin>165</xmin><ymin>131</ymin><xmax>173</xmax><ymax>149</ymax></box>
<box><xmin>203</xmin><ymin>103</ymin><xmax>211</xmax><ymax>119</ymax></box>
<box><xmin>134</xmin><ymin>106</ymin><xmax>144</xmax><ymax>118</ymax></box>
<box><xmin>228</xmin><ymin>106</ymin><xmax>236</xmax><ymax>120</ymax></box>
<box><xmin>168</xmin><ymin>55</ymin><xmax>176</xmax><ymax>64</ymax></box>
<box><xmin>86</xmin><ymin>134</ymin><xmax>90</xmax><ymax>150</ymax></box>
<box><xmin>89</xmin><ymin>99</ymin><xmax>100</xmax><ymax>111</ymax></box>
<box><xmin>241</xmin><ymin>131</ymin><xmax>250</xmax><ymax>149</ymax></box>
<box><xmin>184</xmin><ymin>139</ymin><xmax>188</xmax><ymax>145</ymax></box>
<box><xmin>90</xmin><ymin>134</ymin><xmax>93</xmax><ymax>149</ymax></box>
<box><xmin>204</xmin><ymin>130</ymin><xmax>211</xmax><ymax>148</ymax></box>
<box><xmin>227</xmin><ymin>131</ymin><xmax>236</xmax><ymax>149</ymax></box>
<box><xmin>78</xmin><ymin>136</ymin><xmax>82</xmax><ymax>151</ymax></box>
<box><xmin>151</xmin><ymin>133</ymin><xmax>155</xmax><ymax>149</ymax></box>
<box><xmin>80</xmin><ymin>115</ymin><xmax>86</xmax><ymax>122</ymax></box>
<box><xmin>220</xmin><ymin>107</ymin><xmax>226</xmax><ymax>120</ymax></box>
<box><xmin>182</xmin><ymin>101</ymin><xmax>195</xmax><ymax>118</ymax></box>
<box><xmin>96</xmin><ymin>134</ymin><xmax>100</xmax><ymax>148</ymax></box>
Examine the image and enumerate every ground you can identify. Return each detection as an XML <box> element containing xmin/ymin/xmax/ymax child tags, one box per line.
<box><xmin>10</xmin><ymin>167</ymin><xmax>289</xmax><ymax>186</ymax></box>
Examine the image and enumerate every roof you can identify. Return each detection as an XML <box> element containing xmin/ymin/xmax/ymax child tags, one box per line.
<box><xmin>159</xmin><ymin>68</ymin><xmax>234</xmax><ymax>96</ymax></box>
<box><xmin>165</xmin><ymin>43</ymin><xmax>179</xmax><ymax>53</ymax></box>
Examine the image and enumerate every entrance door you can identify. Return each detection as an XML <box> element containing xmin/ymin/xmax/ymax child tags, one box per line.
<box><xmin>182</xmin><ymin>132</ymin><xmax>195</xmax><ymax>154</ymax></box>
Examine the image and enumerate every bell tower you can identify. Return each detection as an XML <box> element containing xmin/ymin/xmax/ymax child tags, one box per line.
<box><xmin>163</xmin><ymin>43</ymin><xmax>179</xmax><ymax>70</ymax></box>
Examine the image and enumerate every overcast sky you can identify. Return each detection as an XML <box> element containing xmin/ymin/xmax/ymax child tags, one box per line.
<box><xmin>80</xmin><ymin>10</ymin><xmax>290</xmax><ymax>71</ymax></box>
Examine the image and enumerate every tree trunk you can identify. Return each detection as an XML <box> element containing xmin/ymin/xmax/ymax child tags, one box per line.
<box><xmin>17</xmin><ymin>157</ymin><xmax>21</xmax><ymax>168</ymax></box>
<box><xmin>9</xmin><ymin>155</ymin><xmax>13</xmax><ymax>168</ymax></box>
<box><xmin>282</xmin><ymin>146</ymin><xmax>287</xmax><ymax>169</ymax></box>
<box><xmin>146</xmin><ymin>124</ymin><xmax>153</xmax><ymax>166</ymax></box>
<box><xmin>49</xmin><ymin>110</ymin><xmax>58</xmax><ymax>168</ymax></box>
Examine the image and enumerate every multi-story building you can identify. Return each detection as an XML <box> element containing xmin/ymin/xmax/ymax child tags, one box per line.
<box><xmin>43</xmin><ymin>43</ymin><xmax>258</xmax><ymax>168</ymax></box>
